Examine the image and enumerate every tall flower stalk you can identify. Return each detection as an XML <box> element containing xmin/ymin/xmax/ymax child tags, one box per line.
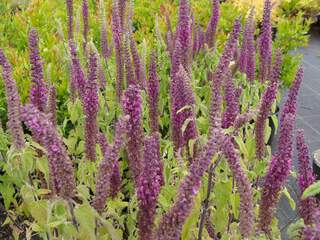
<box><xmin>175</xmin><ymin>0</ymin><xmax>192</xmax><ymax>73</ymax></box>
<box><xmin>84</xmin><ymin>52</ymin><xmax>99</xmax><ymax>161</ymax></box>
<box><xmin>66</xmin><ymin>0</ymin><xmax>74</xmax><ymax>40</ymax></box>
<box><xmin>69</xmin><ymin>40</ymin><xmax>86</xmax><ymax>99</ymax></box>
<box><xmin>221</xmin><ymin>136</ymin><xmax>253</xmax><ymax>238</ymax></box>
<box><xmin>28</xmin><ymin>28</ymin><xmax>47</xmax><ymax>112</ymax></box>
<box><xmin>112</xmin><ymin>0</ymin><xmax>124</xmax><ymax>101</ymax></box>
<box><xmin>21</xmin><ymin>104</ymin><xmax>75</xmax><ymax>198</ymax></box>
<box><xmin>258</xmin><ymin>113</ymin><xmax>295</xmax><ymax>234</ymax></box>
<box><xmin>259</xmin><ymin>0</ymin><xmax>272</xmax><ymax>82</ymax></box>
<box><xmin>255</xmin><ymin>50</ymin><xmax>282</xmax><ymax>159</ymax></box>
<box><xmin>122</xmin><ymin>85</ymin><xmax>144</xmax><ymax>184</ymax></box>
<box><xmin>170</xmin><ymin>65</ymin><xmax>198</xmax><ymax>151</ymax></box>
<box><xmin>82</xmin><ymin>0</ymin><xmax>89</xmax><ymax>52</ymax></box>
<box><xmin>296</xmin><ymin>129</ymin><xmax>318</xmax><ymax>225</ymax></box>
<box><xmin>137</xmin><ymin>134</ymin><xmax>162</xmax><ymax>240</ymax></box>
<box><xmin>205</xmin><ymin>0</ymin><xmax>220</xmax><ymax>48</ymax></box>
<box><xmin>221</xmin><ymin>70</ymin><xmax>239</xmax><ymax>129</ymax></box>
<box><xmin>93</xmin><ymin>116</ymin><xmax>127</xmax><ymax>212</ymax></box>
<box><xmin>100</xmin><ymin>0</ymin><xmax>112</xmax><ymax>60</ymax></box>
<box><xmin>0</xmin><ymin>49</ymin><xmax>25</xmax><ymax>149</ymax></box>
<box><xmin>156</xmin><ymin>130</ymin><xmax>220</xmax><ymax>240</ymax></box>
<box><xmin>147</xmin><ymin>51</ymin><xmax>160</xmax><ymax>134</ymax></box>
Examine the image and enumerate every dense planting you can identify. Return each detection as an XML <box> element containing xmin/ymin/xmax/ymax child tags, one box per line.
<box><xmin>0</xmin><ymin>0</ymin><xmax>319</xmax><ymax>239</ymax></box>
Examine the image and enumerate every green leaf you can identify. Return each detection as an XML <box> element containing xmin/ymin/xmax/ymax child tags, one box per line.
<box><xmin>28</xmin><ymin>200</ymin><xmax>49</xmax><ymax>227</ymax></box>
<box><xmin>302</xmin><ymin>181</ymin><xmax>320</xmax><ymax>200</ymax></box>
<box><xmin>74</xmin><ymin>203</ymin><xmax>96</xmax><ymax>240</ymax></box>
<box><xmin>282</xmin><ymin>187</ymin><xmax>296</xmax><ymax>210</ymax></box>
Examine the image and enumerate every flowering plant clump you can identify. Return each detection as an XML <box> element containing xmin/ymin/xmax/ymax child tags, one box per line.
<box><xmin>0</xmin><ymin>0</ymin><xmax>316</xmax><ymax>239</ymax></box>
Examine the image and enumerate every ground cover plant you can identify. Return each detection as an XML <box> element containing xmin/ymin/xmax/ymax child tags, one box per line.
<box><xmin>0</xmin><ymin>0</ymin><xmax>319</xmax><ymax>239</ymax></box>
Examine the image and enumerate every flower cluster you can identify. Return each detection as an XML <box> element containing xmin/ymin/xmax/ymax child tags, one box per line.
<box><xmin>259</xmin><ymin>0</ymin><xmax>272</xmax><ymax>82</ymax></box>
<box><xmin>112</xmin><ymin>0</ymin><xmax>124</xmax><ymax>101</ymax></box>
<box><xmin>137</xmin><ymin>134</ymin><xmax>162</xmax><ymax>240</ymax></box>
<box><xmin>0</xmin><ymin>49</ymin><xmax>25</xmax><ymax>149</ymax></box>
<box><xmin>66</xmin><ymin>0</ymin><xmax>73</xmax><ymax>40</ymax></box>
<box><xmin>147</xmin><ymin>51</ymin><xmax>160</xmax><ymax>134</ymax></box>
<box><xmin>258</xmin><ymin>113</ymin><xmax>295</xmax><ymax>234</ymax></box>
<box><xmin>221</xmin><ymin>136</ymin><xmax>253</xmax><ymax>237</ymax></box>
<box><xmin>222</xmin><ymin>70</ymin><xmax>239</xmax><ymax>129</ymax></box>
<box><xmin>93</xmin><ymin>116</ymin><xmax>128</xmax><ymax>212</ymax></box>
<box><xmin>122</xmin><ymin>85</ymin><xmax>144</xmax><ymax>184</ymax></box>
<box><xmin>21</xmin><ymin>104</ymin><xmax>75</xmax><ymax>198</ymax></box>
<box><xmin>239</xmin><ymin>9</ymin><xmax>255</xmax><ymax>82</ymax></box>
<box><xmin>156</xmin><ymin>130</ymin><xmax>221</xmax><ymax>240</ymax></box>
<box><xmin>205</xmin><ymin>0</ymin><xmax>220</xmax><ymax>48</ymax></box>
<box><xmin>28</xmin><ymin>28</ymin><xmax>48</xmax><ymax>112</ymax></box>
<box><xmin>296</xmin><ymin>129</ymin><xmax>318</xmax><ymax>225</ymax></box>
<box><xmin>170</xmin><ymin>65</ymin><xmax>198</xmax><ymax>151</ymax></box>
<box><xmin>255</xmin><ymin>50</ymin><xmax>282</xmax><ymax>159</ymax></box>
<box><xmin>82</xmin><ymin>0</ymin><xmax>89</xmax><ymax>51</ymax></box>
<box><xmin>83</xmin><ymin>52</ymin><xmax>99</xmax><ymax>161</ymax></box>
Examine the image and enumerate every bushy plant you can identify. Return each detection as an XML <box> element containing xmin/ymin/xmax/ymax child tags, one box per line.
<box><xmin>0</xmin><ymin>0</ymin><xmax>318</xmax><ymax>239</ymax></box>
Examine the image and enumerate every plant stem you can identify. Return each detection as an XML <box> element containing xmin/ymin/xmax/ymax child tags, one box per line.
<box><xmin>198</xmin><ymin>156</ymin><xmax>222</xmax><ymax>240</ymax></box>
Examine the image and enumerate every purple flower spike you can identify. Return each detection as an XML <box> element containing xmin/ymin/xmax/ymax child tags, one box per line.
<box><xmin>137</xmin><ymin>134</ymin><xmax>162</xmax><ymax>240</ymax></box>
<box><xmin>69</xmin><ymin>40</ymin><xmax>86</xmax><ymax>99</ymax></box>
<box><xmin>0</xmin><ymin>49</ymin><xmax>25</xmax><ymax>149</ymax></box>
<box><xmin>239</xmin><ymin>9</ymin><xmax>255</xmax><ymax>75</ymax></box>
<box><xmin>259</xmin><ymin>113</ymin><xmax>295</xmax><ymax>235</ymax></box>
<box><xmin>66</xmin><ymin>0</ymin><xmax>74</xmax><ymax>40</ymax></box>
<box><xmin>170</xmin><ymin>65</ymin><xmax>198</xmax><ymax>151</ymax></box>
<box><xmin>280</xmin><ymin>67</ymin><xmax>303</xmax><ymax>124</ymax></box>
<box><xmin>166</xmin><ymin>14</ymin><xmax>174</xmax><ymax>59</ymax></box>
<box><xmin>259</xmin><ymin>0</ymin><xmax>272</xmax><ymax>82</ymax></box>
<box><xmin>222</xmin><ymin>70</ymin><xmax>239</xmax><ymax>129</ymax></box>
<box><xmin>130</xmin><ymin>33</ymin><xmax>146</xmax><ymax>89</ymax></box>
<box><xmin>221</xmin><ymin>136</ymin><xmax>254</xmax><ymax>238</ymax></box>
<box><xmin>296</xmin><ymin>129</ymin><xmax>318</xmax><ymax>225</ymax></box>
<box><xmin>122</xmin><ymin>85</ymin><xmax>144</xmax><ymax>184</ymax></box>
<box><xmin>100</xmin><ymin>0</ymin><xmax>112</xmax><ymax>60</ymax></box>
<box><xmin>22</xmin><ymin>104</ymin><xmax>75</xmax><ymax>198</ymax></box>
<box><xmin>124</xmin><ymin>34</ymin><xmax>136</xmax><ymax>86</ymax></box>
<box><xmin>255</xmin><ymin>51</ymin><xmax>281</xmax><ymax>159</ymax></box>
<box><xmin>213</xmin><ymin>19</ymin><xmax>241</xmax><ymax>87</ymax></box>
<box><xmin>176</xmin><ymin>0</ymin><xmax>192</xmax><ymax>73</ymax></box>
<box><xmin>209</xmin><ymin>71</ymin><xmax>223</xmax><ymax>131</ymax></box>
<box><xmin>112</xmin><ymin>0</ymin><xmax>124</xmax><ymax>101</ymax></box>
<box><xmin>118</xmin><ymin>0</ymin><xmax>127</xmax><ymax>30</ymax></box>
<box><xmin>46</xmin><ymin>86</ymin><xmax>57</xmax><ymax>127</ymax></box>
<box><xmin>147</xmin><ymin>51</ymin><xmax>160</xmax><ymax>134</ymax></box>
<box><xmin>84</xmin><ymin>52</ymin><xmax>99</xmax><ymax>161</ymax></box>
<box><xmin>156</xmin><ymin>130</ymin><xmax>221</xmax><ymax>240</ymax></box>
<box><xmin>205</xmin><ymin>0</ymin><xmax>220</xmax><ymax>48</ymax></box>
<box><xmin>82</xmin><ymin>0</ymin><xmax>89</xmax><ymax>51</ymax></box>
<box><xmin>93</xmin><ymin>116</ymin><xmax>127</xmax><ymax>212</ymax></box>
<box><xmin>245</xmin><ymin>10</ymin><xmax>256</xmax><ymax>82</ymax></box>
<box><xmin>28</xmin><ymin>28</ymin><xmax>47</xmax><ymax>112</ymax></box>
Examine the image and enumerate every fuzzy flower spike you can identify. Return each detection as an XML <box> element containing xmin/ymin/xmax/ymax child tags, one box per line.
<box><xmin>0</xmin><ymin>49</ymin><xmax>25</xmax><ymax>149</ymax></box>
<box><xmin>21</xmin><ymin>104</ymin><xmax>75</xmax><ymax>198</ymax></box>
<box><xmin>83</xmin><ymin>51</ymin><xmax>99</xmax><ymax>161</ymax></box>
<box><xmin>296</xmin><ymin>129</ymin><xmax>318</xmax><ymax>225</ymax></box>
<box><xmin>28</xmin><ymin>28</ymin><xmax>48</xmax><ymax>112</ymax></box>
<box><xmin>205</xmin><ymin>0</ymin><xmax>220</xmax><ymax>48</ymax></box>
<box><xmin>259</xmin><ymin>0</ymin><xmax>272</xmax><ymax>82</ymax></box>
<box><xmin>137</xmin><ymin>134</ymin><xmax>162</xmax><ymax>240</ymax></box>
<box><xmin>156</xmin><ymin>130</ymin><xmax>221</xmax><ymax>240</ymax></box>
<box><xmin>93</xmin><ymin>116</ymin><xmax>128</xmax><ymax>212</ymax></box>
<box><xmin>122</xmin><ymin>85</ymin><xmax>144</xmax><ymax>185</ymax></box>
